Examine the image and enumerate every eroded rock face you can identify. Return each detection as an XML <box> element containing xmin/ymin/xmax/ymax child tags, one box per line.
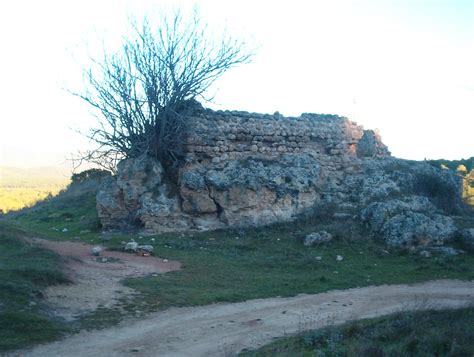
<box><xmin>97</xmin><ymin>154</ymin><xmax>323</xmax><ymax>232</ymax></box>
<box><xmin>97</xmin><ymin>157</ymin><xmax>191</xmax><ymax>232</ymax></box>
<box><xmin>344</xmin><ymin>158</ymin><xmax>464</xmax><ymax>212</ymax></box>
<box><xmin>180</xmin><ymin>154</ymin><xmax>322</xmax><ymax>228</ymax></box>
<box><xmin>357</xmin><ymin>130</ymin><xmax>390</xmax><ymax>158</ymax></box>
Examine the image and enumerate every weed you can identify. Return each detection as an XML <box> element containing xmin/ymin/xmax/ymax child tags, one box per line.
<box><xmin>241</xmin><ymin>307</ymin><xmax>474</xmax><ymax>356</ymax></box>
<box><xmin>0</xmin><ymin>223</ymin><xmax>69</xmax><ymax>352</ymax></box>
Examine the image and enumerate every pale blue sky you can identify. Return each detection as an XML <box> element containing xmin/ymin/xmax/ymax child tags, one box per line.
<box><xmin>0</xmin><ymin>0</ymin><xmax>473</xmax><ymax>167</ymax></box>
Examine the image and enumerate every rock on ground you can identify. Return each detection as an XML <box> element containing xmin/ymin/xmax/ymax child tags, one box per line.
<box><xmin>304</xmin><ymin>231</ymin><xmax>333</xmax><ymax>246</ymax></box>
<box><xmin>361</xmin><ymin>196</ymin><xmax>457</xmax><ymax>247</ymax></box>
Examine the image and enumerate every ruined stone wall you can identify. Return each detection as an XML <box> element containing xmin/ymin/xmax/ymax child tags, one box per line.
<box><xmin>183</xmin><ymin>109</ymin><xmax>389</xmax><ymax>172</ymax></box>
<box><xmin>97</xmin><ymin>107</ymin><xmax>391</xmax><ymax>233</ymax></box>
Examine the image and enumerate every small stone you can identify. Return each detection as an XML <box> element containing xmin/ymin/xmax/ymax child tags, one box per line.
<box><xmin>138</xmin><ymin>245</ymin><xmax>154</xmax><ymax>253</ymax></box>
<box><xmin>91</xmin><ymin>246</ymin><xmax>103</xmax><ymax>256</ymax></box>
<box><xmin>336</xmin><ymin>255</ymin><xmax>344</xmax><ymax>261</ymax></box>
<box><xmin>419</xmin><ymin>250</ymin><xmax>432</xmax><ymax>258</ymax></box>
<box><xmin>125</xmin><ymin>241</ymin><xmax>139</xmax><ymax>252</ymax></box>
<box><xmin>163</xmin><ymin>259</ymin><xmax>169</xmax><ymax>263</ymax></box>
<box><xmin>315</xmin><ymin>256</ymin><xmax>322</xmax><ymax>261</ymax></box>
<box><xmin>304</xmin><ymin>231</ymin><xmax>333</xmax><ymax>246</ymax></box>
<box><xmin>62</xmin><ymin>228</ymin><xmax>68</xmax><ymax>233</ymax></box>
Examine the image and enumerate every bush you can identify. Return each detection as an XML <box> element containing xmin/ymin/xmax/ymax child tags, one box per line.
<box><xmin>71</xmin><ymin>169</ymin><xmax>111</xmax><ymax>185</ymax></box>
<box><xmin>413</xmin><ymin>172</ymin><xmax>463</xmax><ymax>214</ymax></box>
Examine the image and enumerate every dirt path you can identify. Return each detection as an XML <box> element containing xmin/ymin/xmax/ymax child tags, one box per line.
<box><xmin>28</xmin><ymin>238</ymin><xmax>181</xmax><ymax>321</ymax></box>
<box><xmin>20</xmin><ymin>279</ymin><xmax>474</xmax><ymax>357</ymax></box>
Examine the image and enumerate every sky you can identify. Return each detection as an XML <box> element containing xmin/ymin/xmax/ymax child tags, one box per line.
<box><xmin>0</xmin><ymin>0</ymin><xmax>473</xmax><ymax>168</ymax></box>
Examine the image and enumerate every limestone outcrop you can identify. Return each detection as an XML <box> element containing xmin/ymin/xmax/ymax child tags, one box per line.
<box><xmin>361</xmin><ymin>196</ymin><xmax>457</xmax><ymax>247</ymax></box>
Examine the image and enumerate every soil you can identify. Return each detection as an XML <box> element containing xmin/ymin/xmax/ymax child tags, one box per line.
<box><xmin>20</xmin><ymin>279</ymin><xmax>474</xmax><ymax>357</ymax></box>
<box><xmin>27</xmin><ymin>238</ymin><xmax>181</xmax><ymax>321</ymax></box>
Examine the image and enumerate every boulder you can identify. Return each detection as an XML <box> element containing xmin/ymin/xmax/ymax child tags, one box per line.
<box><xmin>361</xmin><ymin>196</ymin><xmax>457</xmax><ymax>247</ymax></box>
<box><xmin>304</xmin><ymin>231</ymin><xmax>333</xmax><ymax>246</ymax></box>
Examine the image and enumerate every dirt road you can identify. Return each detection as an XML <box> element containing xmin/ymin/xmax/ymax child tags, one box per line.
<box><xmin>28</xmin><ymin>238</ymin><xmax>180</xmax><ymax>321</ymax></box>
<box><xmin>21</xmin><ymin>279</ymin><xmax>474</xmax><ymax>357</ymax></box>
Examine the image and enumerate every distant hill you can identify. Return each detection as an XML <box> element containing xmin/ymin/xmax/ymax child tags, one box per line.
<box><xmin>0</xmin><ymin>166</ymin><xmax>72</xmax><ymax>212</ymax></box>
<box><xmin>0</xmin><ymin>165</ymin><xmax>72</xmax><ymax>180</ymax></box>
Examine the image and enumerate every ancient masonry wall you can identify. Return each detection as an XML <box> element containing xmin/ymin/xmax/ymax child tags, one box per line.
<box><xmin>183</xmin><ymin>108</ymin><xmax>389</xmax><ymax>172</ymax></box>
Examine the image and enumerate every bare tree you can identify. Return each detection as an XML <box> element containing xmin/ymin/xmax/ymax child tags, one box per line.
<box><xmin>74</xmin><ymin>10</ymin><xmax>252</xmax><ymax>171</ymax></box>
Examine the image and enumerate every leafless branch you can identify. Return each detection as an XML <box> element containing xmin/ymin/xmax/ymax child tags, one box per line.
<box><xmin>72</xmin><ymin>9</ymin><xmax>253</xmax><ymax>172</ymax></box>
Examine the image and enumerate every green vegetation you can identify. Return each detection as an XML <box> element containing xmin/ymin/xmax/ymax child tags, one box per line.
<box><xmin>11</xmin><ymin>186</ymin><xmax>474</xmax><ymax>318</ymax></box>
<box><xmin>70</xmin><ymin>168</ymin><xmax>111</xmax><ymax>185</ymax></box>
<box><xmin>426</xmin><ymin>157</ymin><xmax>474</xmax><ymax>208</ymax></box>
<box><xmin>240</xmin><ymin>307</ymin><xmax>474</xmax><ymax>356</ymax></box>
<box><xmin>120</xmin><ymin>227</ymin><xmax>474</xmax><ymax>313</ymax></box>
<box><xmin>0</xmin><ymin>223</ymin><xmax>69</xmax><ymax>352</ymax></box>
<box><xmin>427</xmin><ymin>157</ymin><xmax>474</xmax><ymax>173</ymax></box>
<box><xmin>4</xmin><ymin>171</ymin><xmax>474</xmax><ymax>347</ymax></box>
<box><xmin>11</xmin><ymin>180</ymin><xmax>101</xmax><ymax>240</ymax></box>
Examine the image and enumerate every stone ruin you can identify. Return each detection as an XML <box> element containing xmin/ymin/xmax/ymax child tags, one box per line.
<box><xmin>97</xmin><ymin>105</ymin><xmax>389</xmax><ymax>232</ymax></box>
<box><xmin>96</xmin><ymin>104</ymin><xmax>468</xmax><ymax>249</ymax></box>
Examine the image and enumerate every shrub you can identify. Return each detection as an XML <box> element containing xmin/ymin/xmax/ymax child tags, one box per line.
<box><xmin>71</xmin><ymin>169</ymin><xmax>111</xmax><ymax>185</ymax></box>
<box><xmin>413</xmin><ymin>172</ymin><xmax>463</xmax><ymax>214</ymax></box>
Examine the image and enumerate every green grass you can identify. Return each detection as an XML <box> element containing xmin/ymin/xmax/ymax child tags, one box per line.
<box><xmin>10</xmin><ymin>180</ymin><xmax>102</xmax><ymax>242</ymax></box>
<box><xmin>0</xmin><ymin>222</ymin><xmax>69</xmax><ymax>352</ymax></box>
<box><xmin>120</xmin><ymin>226</ymin><xmax>474</xmax><ymax>312</ymax></box>
<box><xmin>240</xmin><ymin>307</ymin><xmax>474</xmax><ymax>356</ymax></box>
